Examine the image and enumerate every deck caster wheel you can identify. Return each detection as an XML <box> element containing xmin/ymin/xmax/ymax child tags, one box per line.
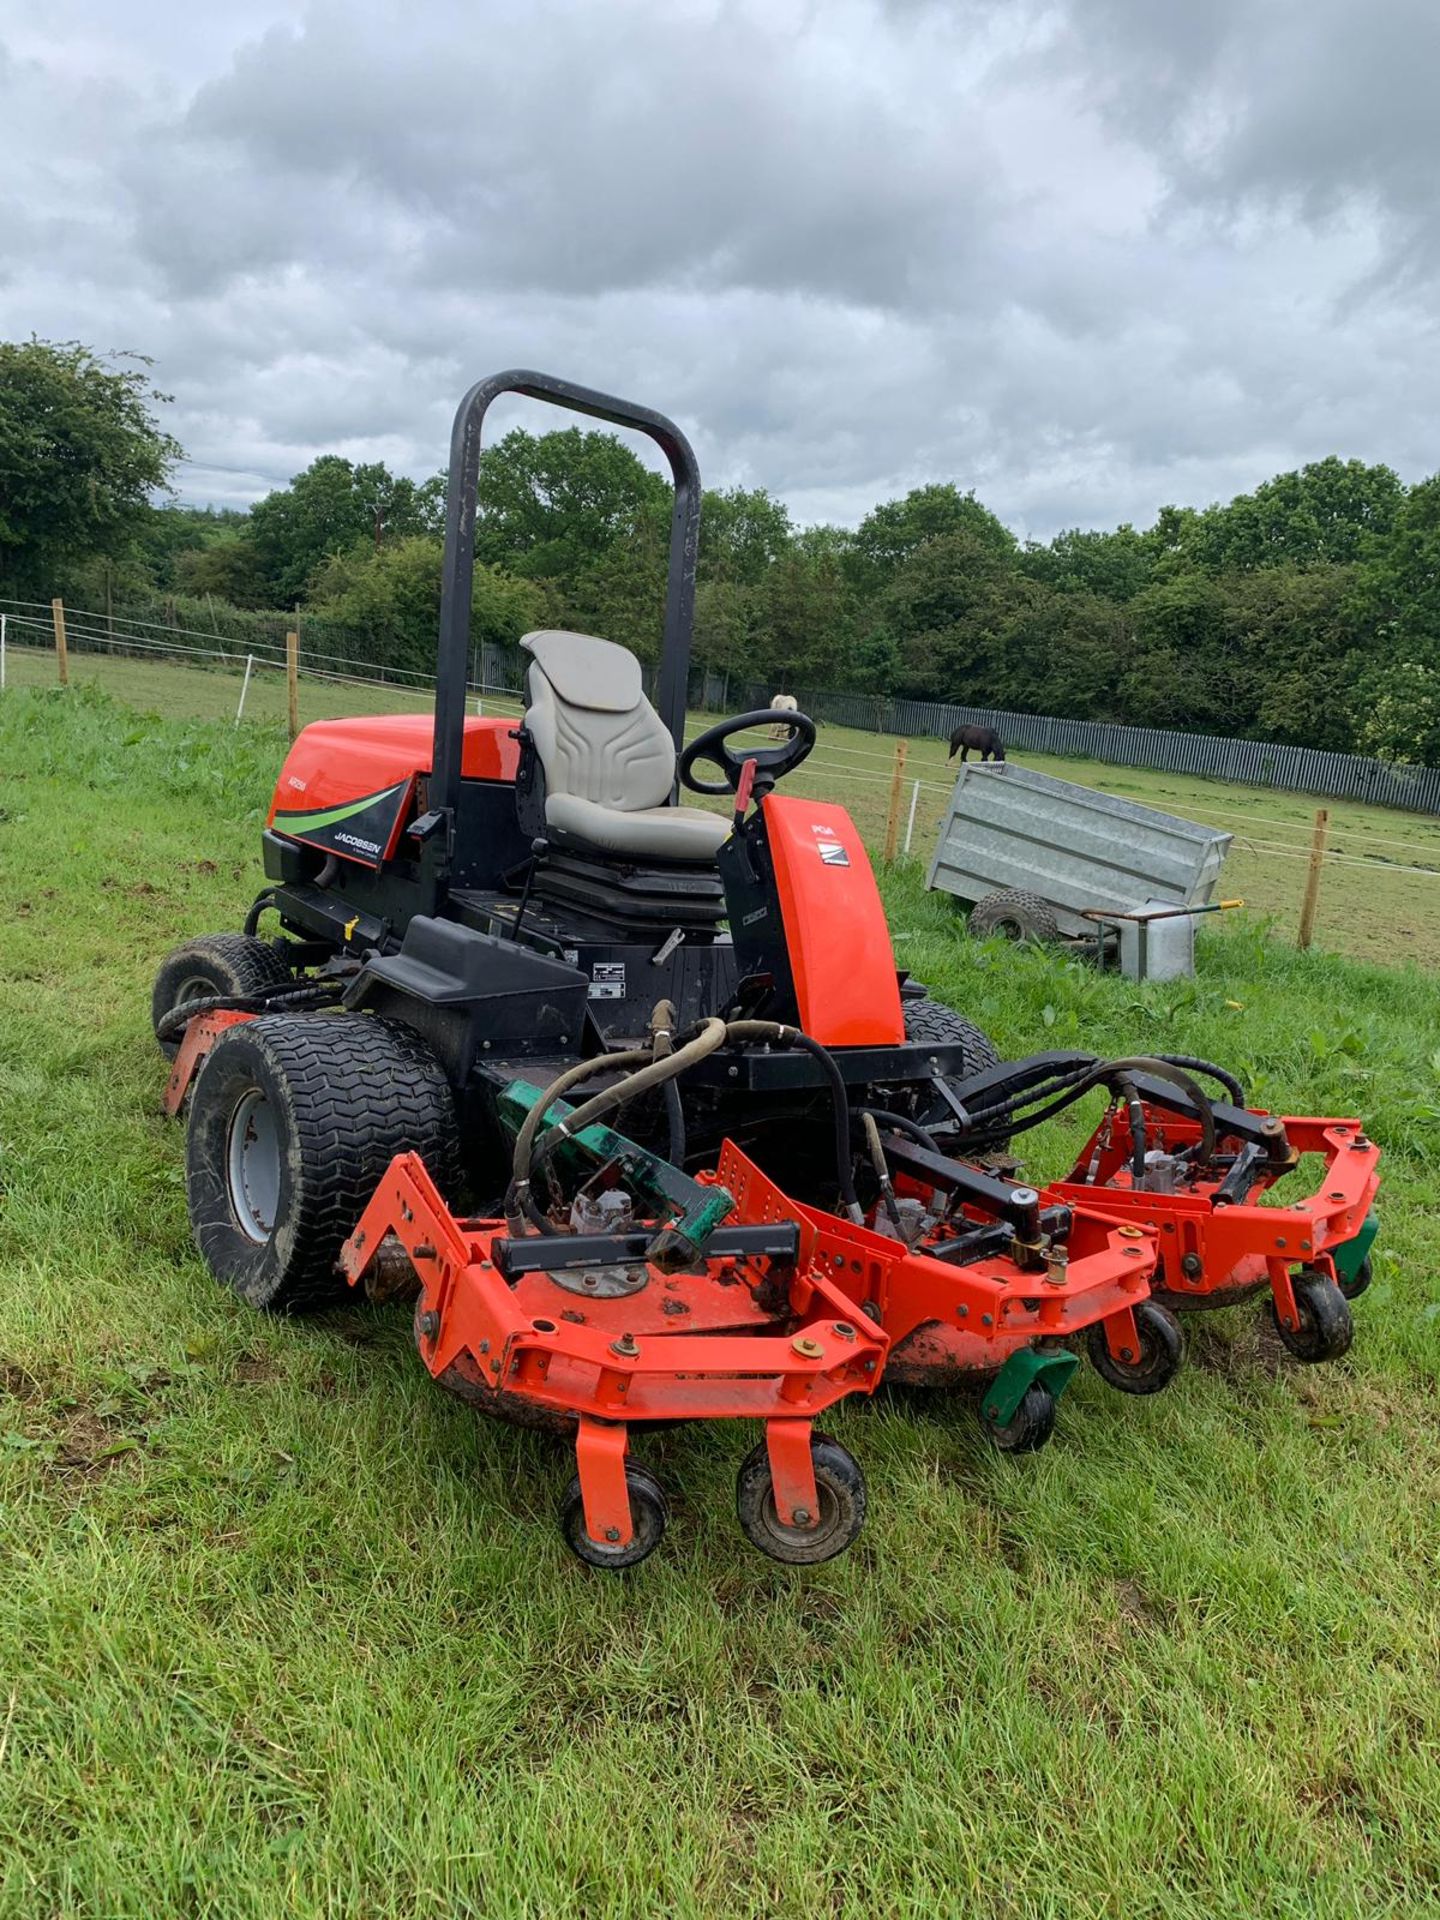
<box><xmin>1338</xmin><ymin>1255</ymin><xmax>1372</xmax><ymax>1302</ymax></box>
<box><xmin>983</xmin><ymin>1383</ymin><xmax>1056</xmax><ymax>1454</ymax></box>
<box><xmin>736</xmin><ymin>1433</ymin><xmax>866</xmax><ymax>1565</ymax></box>
<box><xmin>1086</xmin><ymin>1302</ymin><xmax>1185</xmax><ymax>1395</ymax></box>
<box><xmin>1270</xmin><ymin>1269</ymin><xmax>1354</xmax><ymax>1363</ymax></box>
<box><xmin>560</xmin><ymin>1464</ymin><xmax>668</xmax><ymax>1571</ymax></box>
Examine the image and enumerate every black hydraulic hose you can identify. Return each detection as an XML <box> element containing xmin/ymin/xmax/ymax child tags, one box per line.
<box><xmin>154</xmin><ymin>978</ymin><xmax>346</xmax><ymax>1044</ymax></box>
<box><xmin>663</xmin><ymin>1077</ymin><xmax>686</xmax><ymax>1169</ymax></box>
<box><xmin>857</xmin><ymin>1107</ymin><xmax>943</xmax><ymax>1154</ymax></box>
<box><xmin>243</xmin><ymin>891</ymin><xmax>278</xmax><ymax>938</ymax></box>
<box><xmin>1155</xmin><ymin>1053</ymin><xmax>1246</xmax><ymax>1108</ymax></box>
<box><xmin>860</xmin><ymin>1111</ymin><xmax>905</xmax><ymax>1231</ymax></box>
<box><xmin>1117</xmin><ymin>1074</ymin><xmax>1148</xmax><ymax>1183</ymax></box>
<box><xmin>722</xmin><ymin>1020</ymin><xmax>862</xmax><ymax>1220</ymax></box>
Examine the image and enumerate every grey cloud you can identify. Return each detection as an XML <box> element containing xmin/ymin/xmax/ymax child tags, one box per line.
<box><xmin>0</xmin><ymin>0</ymin><xmax>1435</xmax><ymax>539</ymax></box>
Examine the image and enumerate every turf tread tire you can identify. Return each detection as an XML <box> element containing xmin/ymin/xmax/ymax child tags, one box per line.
<box><xmin>152</xmin><ymin>934</ymin><xmax>293</xmax><ymax>1055</ymax></box>
<box><xmin>903</xmin><ymin>996</ymin><xmax>1001</xmax><ymax>1078</ymax></box>
<box><xmin>186</xmin><ymin>1013</ymin><xmax>459</xmax><ymax>1313</ymax></box>
<box><xmin>969</xmin><ymin>890</ymin><xmax>1061</xmax><ymax>944</ymax></box>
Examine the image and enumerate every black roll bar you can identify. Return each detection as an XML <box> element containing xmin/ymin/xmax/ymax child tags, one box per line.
<box><xmin>433</xmin><ymin>369</ymin><xmax>701</xmax><ymax>827</ymax></box>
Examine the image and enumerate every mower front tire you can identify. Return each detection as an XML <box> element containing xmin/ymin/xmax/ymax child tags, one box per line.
<box><xmin>735</xmin><ymin>1433</ymin><xmax>866</xmax><ymax>1565</ymax></box>
<box><xmin>185</xmin><ymin>1013</ymin><xmax>459</xmax><ymax>1313</ymax></box>
<box><xmin>903</xmin><ymin>996</ymin><xmax>1001</xmax><ymax>1078</ymax></box>
<box><xmin>152</xmin><ymin>935</ymin><xmax>293</xmax><ymax>1058</ymax></box>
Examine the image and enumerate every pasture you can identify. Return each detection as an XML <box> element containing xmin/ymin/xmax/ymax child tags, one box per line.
<box><xmin>1</xmin><ymin>682</ymin><xmax>1439</xmax><ymax>1917</ymax></box>
<box><xmin>7</xmin><ymin>639</ymin><xmax>1440</xmax><ymax>970</ymax></box>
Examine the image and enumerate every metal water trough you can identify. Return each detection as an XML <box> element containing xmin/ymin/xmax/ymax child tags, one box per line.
<box><xmin>926</xmin><ymin>763</ymin><xmax>1232</xmax><ymax>939</ymax></box>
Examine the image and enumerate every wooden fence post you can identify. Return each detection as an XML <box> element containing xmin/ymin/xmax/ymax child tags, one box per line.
<box><xmin>883</xmin><ymin>739</ymin><xmax>908</xmax><ymax>862</ymax></box>
<box><xmin>286</xmin><ymin>630</ymin><xmax>300</xmax><ymax>739</ymax></box>
<box><xmin>1297</xmin><ymin>807</ymin><xmax>1329</xmax><ymax>950</ymax></box>
<box><xmin>51</xmin><ymin>597</ymin><xmax>70</xmax><ymax>685</ymax></box>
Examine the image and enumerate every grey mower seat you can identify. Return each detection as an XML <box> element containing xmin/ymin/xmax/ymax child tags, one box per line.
<box><xmin>520</xmin><ymin>630</ymin><xmax>731</xmax><ymax>863</ymax></box>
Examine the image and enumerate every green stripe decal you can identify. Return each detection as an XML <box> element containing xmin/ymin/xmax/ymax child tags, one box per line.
<box><xmin>274</xmin><ymin>783</ymin><xmax>407</xmax><ymax>834</ymax></box>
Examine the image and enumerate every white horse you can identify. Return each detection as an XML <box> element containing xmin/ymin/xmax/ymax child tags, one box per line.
<box><xmin>769</xmin><ymin>692</ymin><xmax>798</xmax><ymax>739</ymax></box>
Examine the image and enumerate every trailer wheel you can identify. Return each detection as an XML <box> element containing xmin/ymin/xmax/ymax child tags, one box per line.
<box><xmin>1270</xmin><ymin>1269</ymin><xmax>1353</xmax><ymax>1363</ymax></box>
<box><xmin>903</xmin><ymin>996</ymin><xmax>1000</xmax><ymax>1077</ymax></box>
<box><xmin>736</xmin><ymin>1433</ymin><xmax>866</xmax><ymax>1564</ymax></box>
<box><xmin>970</xmin><ymin>890</ymin><xmax>1060</xmax><ymax>944</ymax></box>
<box><xmin>1086</xmin><ymin>1302</ymin><xmax>1185</xmax><ymax>1395</ymax></box>
<box><xmin>152</xmin><ymin>934</ymin><xmax>292</xmax><ymax>1057</ymax></box>
<box><xmin>560</xmin><ymin>1465</ymin><xmax>668</xmax><ymax>1570</ymax></box>
<box><xmin>983</xmin><ymin>1382</ymin><xmax>1056</xmax><ymax>1453</ymax></box>
<box><xmin>185</xmin><ymin>1014</ymin><xmax>459</xmax><ymax>1312</ymax></box>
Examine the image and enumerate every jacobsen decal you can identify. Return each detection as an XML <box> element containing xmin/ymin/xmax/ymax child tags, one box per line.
<box><xmin>272</xmin><ymin>781</ymin><xmax>409</xmax><ymax>869</ymax></box>
<box><xmin>817</xmin><ymin>840</ymin><xmax>850</xmax><ymax>866</ymax></box>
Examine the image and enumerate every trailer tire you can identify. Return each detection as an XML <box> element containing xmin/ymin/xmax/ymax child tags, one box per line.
<box><xmin>903</xmin><ymin>997</ymin><xmax>1000</xmax><ymax>1078</ymax></box>
<box><xmin>969</xmin><ymin>890</ymin><xmax>1060</xmax><ymax>944</ymax></box>
<box><xmin>185</xmin><ymin>1014</ymin><xmax>459</xmax><ymax>1313</ymax></box>
<box><xmin>152</xmin><ymin>934</ymin><xmax>293</xmax><ymax>1057</ymax></box>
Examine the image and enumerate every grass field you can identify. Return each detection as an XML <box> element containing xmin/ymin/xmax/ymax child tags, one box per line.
<box><xmin>8</xmin><ymin>640</ymin><xmax>1440</xmax><ymax>971</ymax></box>
<box><xmin>3</xmin><ymin>685</ymin><xmax>1440</xmax><ymax>1917</ymax></box>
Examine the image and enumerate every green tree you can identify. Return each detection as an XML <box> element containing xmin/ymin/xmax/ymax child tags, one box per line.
<box><xmin>849</xmin><ymin>483</ymin><xmax>1015</xmax><ymax>594</ymax></box>
<box><xmin>249</xmin><ymin>456</ymin><xmax>444</xmax><ymax>603</ymax></box>
<box><xmin>1167</xmin><ymin>459</ymin><xmax>1404</xmax><ymax>575</ymax></box>
<box><xmin>1353</xmin><ymin>473</ymin><xmax>1440</xmax><ymax>668</ymax></box>
<box><xmin>1021</xmin><ymin>525</ymin><xmax>1156</xmax><ymax>601</ymax></box>
<box><xmin>0</xmin><ymin>338</ymin><xmax>181</xmax><ymax>593</ymax></box>
<box><xmin>1354</xmin><ymin>661</ymin><xmax>1440</xmax><ymax>765</ymax></box>
<box><xmin>474</xmin><ymin>428</ymin><xmax>669</xmax><ymax>581</ymax></box>
<box><xmin>872</xmin><ymin>527</ymin><xmax>1031</xmax><ymax>701</ymax></box>
<box><xmin>306</xmin><ymin>535</ymin><xmax>556</xmax><ymax>674</ymax></box>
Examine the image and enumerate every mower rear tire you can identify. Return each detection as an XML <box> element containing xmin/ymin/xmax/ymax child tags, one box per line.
<box><xmin>152</xmin><ymin>935</ymin><xmax>293</xmax><ymax>1057</ymax></box>
<box><xmin>903</xmin><ymin>996</ymin><xmax>1001</xmax><ymax>1078</ymax></box>
<box><xmin>561</xmin><ymin>1464</ymin><xmax>668</xmax><ymax>1570</ymax></box>
<box><xmin>984</xmin><ymin>1382</ymin><xmax>1056</xmax><ymax>1454</ymax></box>
<box><xmin>185</xmin><ymin>1013</ymin><xmax>459</xmax><ymax>1313</ymax></box>
<box><xmin>1270</xmin><ymin>1269</ymin><xmax>1353</xmax><ymax>1364</ymax></box>
<box><xmin>969</xmin><ymin>890</ymin><xmax>1060</xmax><ymax>944</ymax></box>
<box><xmin>735</xmin><ymin>1433</ymin><xmax>866</xmax><ymax>1565</ymax></box>
<box><xmin>1086</xmin><ymin>1301</ymin><xmax>1185</xmax><ymax>1395</ymax></box>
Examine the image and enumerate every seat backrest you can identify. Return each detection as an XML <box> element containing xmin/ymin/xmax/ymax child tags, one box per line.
<box><xmin>521</xmin><ymin>630</ymin><xmax>674</xmax><ymax>813</ymax></box>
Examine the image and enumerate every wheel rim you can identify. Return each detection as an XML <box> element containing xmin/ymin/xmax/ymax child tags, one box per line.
<box><xmin>174</xmin><ymin>973</ymin><xmax>217</xmax><ymax>1014</ymax></box>
<box><xmin>226</xmin><ymin>1087</ymin><xmax>282</xmax><ymax>1243</ymax></box>
<box><xmin>760</xmin><ymin>1479</ymin><xmax>840</xmax><ymax>1550</ymax></box>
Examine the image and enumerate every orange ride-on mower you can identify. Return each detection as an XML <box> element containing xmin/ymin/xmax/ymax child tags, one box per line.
<box><xmin>933</xmin><ymin>1053</ymin><xmax>1381</xmax><ymax>1372</ymax></box>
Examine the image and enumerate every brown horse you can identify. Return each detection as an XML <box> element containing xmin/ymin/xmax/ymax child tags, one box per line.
<box><xmin>948</xmin><ymin>723</ymin><xmax>1005</xmax><ymax>763</ymax></box>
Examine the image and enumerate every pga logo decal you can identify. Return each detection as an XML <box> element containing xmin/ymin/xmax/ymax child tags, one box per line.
<box><xmin>809</xmin><ymin>821</ymin><xmax>850</xmax><ymax>867</ymax></box>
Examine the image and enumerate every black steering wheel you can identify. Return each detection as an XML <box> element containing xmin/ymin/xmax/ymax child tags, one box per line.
<box><xmin>679</xmin><ymin>709</ymin><xmax>817</xmax><ymax>797</ymax></box>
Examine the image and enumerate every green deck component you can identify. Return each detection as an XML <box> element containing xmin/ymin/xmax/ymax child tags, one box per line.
<box><xmin>982</xmin><ymin>1346</ymin><xmax>1080</xmax><ymax>1429</ymax></box>
<box><xmin>498</xmin><ymin>1077</ymin><xmax>735</xmax><ymax>1260</ymax></box>
<box><xmin>1332</xmin><ymin>1210</ymin><xmax>1379</xmax><ymax>1285</ymax></box>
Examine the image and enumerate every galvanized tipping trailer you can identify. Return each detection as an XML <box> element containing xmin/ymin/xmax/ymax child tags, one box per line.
<box><xmin>927</xmin><ymin>763</ymin><xmax>1233</xmax><ymax>978</ymax></box>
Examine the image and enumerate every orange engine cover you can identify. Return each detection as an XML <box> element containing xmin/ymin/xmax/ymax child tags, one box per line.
<box><xmin>267</xmin><ymin>714</ymin><xmax>520</xmax><ymax>867</ymax></box>
<box><xmin>761</xmin><ymin>793</ymin><xmax>905</xmax><ymax>1046</ymax></box>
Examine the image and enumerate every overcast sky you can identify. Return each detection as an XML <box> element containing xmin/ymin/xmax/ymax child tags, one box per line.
<box><xmin>2</xmin><ymin>0</ymin><xmax>1435</xmax><ymax>538</ymax></box>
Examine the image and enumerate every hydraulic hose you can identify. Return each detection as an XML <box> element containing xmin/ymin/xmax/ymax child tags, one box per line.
<box><xmin>860</xmin><ymin>1111</ymin><xmax>905</xmax><ymax>1231</ymax></box>
<box><xmin>506</xmin><ymin>1019</ymin><xmax>730</xmax><ymax>1234</ymax></box>
<box><xmin>155</xmin><ymin>977</ymin><xmax>346</xmax><ymax>1044</ymax></box>
<box><xmin>1154</xmin><ymin>1052</ymin><xmax>1246</xmax><ymax>1108</ymax></box>
<box><xmin>721</xmin><ymin>1020</ymin><xmax>862</xmax><ymax>1220</ymax></box>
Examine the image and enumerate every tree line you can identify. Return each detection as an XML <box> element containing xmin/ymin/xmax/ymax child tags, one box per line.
<box><xmin>5</xmin><ymin>335</ymin><xmax>1440</xmax><ymax>762</ymax></box>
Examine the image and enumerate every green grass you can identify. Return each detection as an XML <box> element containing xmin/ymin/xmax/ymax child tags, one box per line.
<box><xmin>3</xmin><ymin>686</ymin><xmax>1440</xmax><ymax>1917</ymax></box>
<box><xmin>10</xmin><ymin>640</ymin><xmax>1440</xmax><ymax>970</ymax></box>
